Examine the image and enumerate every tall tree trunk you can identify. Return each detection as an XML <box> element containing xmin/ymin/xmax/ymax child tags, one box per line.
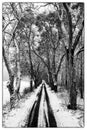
<box><xmin>68</xmin><ymin>50</ymin><xmax>77</xmax><ymax>110</ymax></box>
<box><xmin>9</xmin><ymin>76</ymin><xmax>17</xmax><ymax>109</ymax></box>
<box><xmin>53</xmin><ymin>73</ymin><xmax>57</xmax><ymax>92</ymax></box>
<box><xmin>14</xmin><ymin>72</ymin><xmax>21</xmax><ymax>100</ymax></box>
<box><xmin>65</xmin><ymin>59</ymin><xmax>68</xmax><ymax>89</ymax></box>
<box><xmin>65</xmin><ymin>49</ymin><xmax>69</xmax><ymax>90</ymax></box>
<box><xmin>3</xmin><ymin>46</ymin><xmax>16</xmax><ymax>109</ymax></box>
<box><xmin>52</xmin><ymin>48</ymin><xmax>57</xmax><ymax>92</ymax></box>
<box><xmin>27</xmin><ymin>28</ymin><xmax>34</xmax><ymax>92</ymax></box>
<box><xmin>79</xmin><ymin>52</ymin><xmax>83</xmax><ymax>98</ymax></box>
<box><xmin>14</xmin><ymin>41</ymin><xmax>21</xmax><ymax>100</ymax></box>
<box><xmin>79</xmin><ymin>35</ymin><xmax>84</xmax><ymax>99</ymax></box>
<box><xmin>63</xmin><ymin>3</ymin><xmax>84</xmax><ymax>110</ymax></box>
<box><xmin>63</xmin><ymin>4</ymin><xmax>77</xmax><ymax>109</ymax></box>
<box><xmin>46</xmin><ymin>41</ymin><xmax>54</xmax><ymax>90</ymax></box>
<box><xmin>48</xmin><ymin>70</ymin><xmax>54</xmax><ymax>90</ymax></box>
<box><xmin>34</xmin><ymin>77</ymin><xmax>38</xmax><ymax>88</ymax></box>
<box><xmin>29</xmin><ymin>49</ymin><xmax>34</xmax><ymax>91</ymax></box>
<box><xmin>52</xmin><ymin>48</ymin><xmax>56</xmax><ymax>74</ymax></box>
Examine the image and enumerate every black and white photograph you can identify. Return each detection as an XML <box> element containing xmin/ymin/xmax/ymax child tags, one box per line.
<box><xmin>2</xmin><ymin>2</ymin><xmax>84</xmax><ymax>128</ymax></box>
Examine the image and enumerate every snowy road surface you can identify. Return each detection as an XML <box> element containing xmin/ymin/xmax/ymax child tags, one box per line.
<box><xmin>27</xmin><ymin>84</ymin><xmax>57</xmax><ymax>127</ymax></box>
<box><xmin>3</xmin><ymin>83</ymin><xmax>82</xmax><ymax>127</ymax></box>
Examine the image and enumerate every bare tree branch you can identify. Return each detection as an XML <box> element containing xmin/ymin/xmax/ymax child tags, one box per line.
<box><xmin>75</xmin><ymin>46</ymin><xmax>84</xmax><ymax>56</ymax></box>
<box><xmin>32</xmin><ymin>48</ymin><xmax>48</xmax><ymax>69</ymax></box>
<box><xmin>73</xmin><ymin>20</ymin><xmax>84</xmax><ymax>51</ymax></box>
<box><xmin>3</xmin><ymin>19</ymin><xmax>16</xmax><ymax>32</ymax></box>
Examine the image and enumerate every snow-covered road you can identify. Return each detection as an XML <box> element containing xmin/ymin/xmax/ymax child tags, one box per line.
<box><xmin>3</xmin><ymin>83</ymin><xmax>83</xmax><ymax>128</ymax></box>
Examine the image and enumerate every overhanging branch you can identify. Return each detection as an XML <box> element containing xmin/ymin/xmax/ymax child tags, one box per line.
<box><xmin>75</xmin><ymin>46</ymin><xmax>84</xmax><ymax>56</ymax></box>
<box><xmin>73</xmin><ymin>20</ymin><xmax>84</xmax><ymax>51</ymax></box>
<box><xmin>32</xmin><ymin>48</ymin><xmax>48</xmax><ymax>69</ymax></box>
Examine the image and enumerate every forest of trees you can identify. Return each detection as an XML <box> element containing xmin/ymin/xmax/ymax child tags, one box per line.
<box><xmin>2</xmin><ymin>3</ymin><xmax>84</xmax><ymax>110</ymax></box>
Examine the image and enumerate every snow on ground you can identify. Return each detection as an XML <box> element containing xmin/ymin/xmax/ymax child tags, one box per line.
<box><xmin>46</xmin><ymin>85</ymin><xmax>84</xmax><ymax>127</ymax></box>
<box><xmin>3</xmin><ymin>81</ymin><xmax>10</xmax><ymax>105</ymax></box>
<box><xmin>3</xmin><ymin>85</ymin><xmax>42</xmax><ymax>127</ymax></box>
<box><xmin>3</xmin><ymin>82</ymin><xmax>84</xmax><ymax>128</ymax></box>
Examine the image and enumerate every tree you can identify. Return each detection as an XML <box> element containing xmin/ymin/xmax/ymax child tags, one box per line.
<box><xmin>51</xmin><ymin>3</ymin><xmax>84</xmax><ymax>109</ymax></box>
<box><xmin>2</xmin><ymin>2</ymin><xmax>36</xmax><ymax>108</ymax></box>
<box><xmin>2</xmin><ymin>2</ymin><xmax>84</xmax><ymax>110</ymax></box>
<box><xmin>39</xmin><ymin>3</ymin><xmax>84</xmax><ymax>108</ymax></box>
<box><xmin>2</xmin><ymin>2</ymin><xmax>20</xmax><ymax>108</ymax></box>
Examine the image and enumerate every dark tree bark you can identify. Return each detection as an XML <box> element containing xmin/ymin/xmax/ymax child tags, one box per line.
<box><xmin>3</xmin><ymin>38</ymin><xmax>21</xmax><ymax>108</ymax></box>
<box><xmin>63</xmin><ymin>3</ymin><xmax>77</xmax><ymax>109</ymax></box>
<box><xmin>65</xmin><ymin>49</ymin><xmax>69</xmax><ymax>89</ymax></box>
<box><xmin>65</xmin><ymin>57</ymin><xmax>68</xmax><ymax>89</ymax></box>
<box><xmin>52</xmin><ymin>48</ymin><xmax>56</xmax><ymax>74</ymax></box>
<box><xmin>48</xmin><ymin>70</ymin><xmax>54</xmax><ymax>90</ymax></box>
<box><xmin>27</xmin><ymin>27</ymin><xmax>34</xmax><ymax>92</ymax></box>
<box><xmin>79</xmin><ymin>52</ymin><xmax>84</xmax><ymax>98</ymax></box>
<box><xmin>69</xmin><ymin>51</ymin><xmax>77</xmax><ymax>109</ymax></box>
<box><xmin>52</xmin><ymin>48</ymin><xmax>57</xmax><ymax>92</ymax></box>
<box><xmin>34</xmin><ymin>62</ymin><xmax>42</xmax><ymax>88</ymax></box>
<box><xmin>13</xmin><ymin>40</ymin><xmax>21</xmax><ymax>100</ymax></box>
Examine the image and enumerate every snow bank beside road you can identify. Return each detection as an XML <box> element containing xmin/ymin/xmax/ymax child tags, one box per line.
<box><xmin>3</xmin><ymin>85</ymin><xmax>42</xmax><ymax>127</ymax></box>
<box><xmin>46</xmin><ymin>85</ymin><xmax>83</xmax><ymax>127</ymax></box>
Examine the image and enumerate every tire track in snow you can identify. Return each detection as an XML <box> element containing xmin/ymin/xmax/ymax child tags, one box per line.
<box><xmin>27</xmin><ymin>84</ymin><xmax>57</xmax><ymax>127</ymax></box>
<box><xmin>27</xmin><ymin>86</ymin><xmax>43</xmax><ymax>127</ymax></box>
<box><xmin>44</xmin><ymin>85</ymin><xmax>57</xmax><ymax>127</ymax></box>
